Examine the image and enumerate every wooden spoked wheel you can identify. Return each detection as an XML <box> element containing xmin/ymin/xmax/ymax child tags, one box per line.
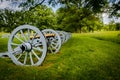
<box><xmin>8</xmin><ymin>25</ymin><xmax>47</xmax><ymax>66</ymax></box>
<box><xmin>42</xmin><ymin>29</ymin><xmax>61</xmax><ymax>54</ymax></box>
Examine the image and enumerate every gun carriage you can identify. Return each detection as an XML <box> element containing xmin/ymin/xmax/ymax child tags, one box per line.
<box><xmin>0</xmin><ymin>25</ymin><xmax>71</xmax><ymax>66</ymax></box>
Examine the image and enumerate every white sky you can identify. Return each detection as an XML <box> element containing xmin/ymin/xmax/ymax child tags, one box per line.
<box><xmin>102</xmin><ymin>13</ymin><xmax>111</xmax><ymax>24</ymax></box>
<box><xmin>102</xmin><ymin>13</ymin><xmax>120</xmax><ymax>24</ymax></box>
<box><xmin>0</xmin><ymin>1</ymin><xmax>9</xmax><ymax>9</ymax></box>
<box><xmin>0</xmin><ymin>1</ymin><xmax>22</xmax><ymax>10</ymax></box>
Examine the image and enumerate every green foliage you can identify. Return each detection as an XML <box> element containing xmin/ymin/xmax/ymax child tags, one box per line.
<box><xmin>0</xmin><ymin>9</ymin><xmax>22</xmax><ymax>32</ymax></box>
<box><xmin>0</xmin><ymin>0</ymin><xmax>118</xmax><ymax>33</ymax></box>
<box><xmin>116</xmin><ymin>23</ymin><xmax>120</xmax><ymax>30</ymax></box>
<box><xmin>0</xmin><ymin>5</ymin><xmax>57</xmax><ymax>32</ymax></box>
<box><xmin>56</xmin><ymin>7</ymin><xmax>103</xmax><ymax>32</ymax></box>
<box><xmin>54</xmin><ymin>0</ymin><xmax>107</xmax><ymax>33</ymax></box>
<box><xmin>0</xmin><ymin>31</ymin><xmax>120</xmax><ymax>80</ymax></box>
<box><xmin>109</xmin><ymin>0</ymin><xmax>120</xmax><ymax>17</ymax></box>
<box><xmin>22</xmin><ymin>0</ymin><xmax>108</xmax><ymax>13</ymax></box>
<box><xmin>103</xmin><ymin>23</ymin><xmax>120</xmax><ymax>31</ymax></box>
<box><xmin>26</xmin><ymin>5</ymin><xmax>57</xmax><ymax>30</ymax></box>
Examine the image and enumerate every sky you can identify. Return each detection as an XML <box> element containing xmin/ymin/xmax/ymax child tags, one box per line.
<box><xmin>0</xmin><ymin>1</ymin><xmax>22</xmax><ymax>11</ymax></box>
<box><xmin>48</xmin><ymin>3</ymin><xmax>61</xmax><ymax>12</ymax></box>
<box><xmin>102</xmin><ymin>13</ymin><xmax>120</xmax><ymax>24</ymax></box>
<box><xmin>102</xmin><ymin>13</ymin><xmax>112</xmax><ymax>24</ymax></box>
<box><xmin>0</xmin><ymin>1</ymin><xmax>119</xmax><ymax>24</ymax></box>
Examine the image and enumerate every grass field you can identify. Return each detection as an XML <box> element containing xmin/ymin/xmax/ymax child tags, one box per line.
<box><xmin>0</xmin><ymin>31</ymin><xmax>120</xmax><ymax>80</ymax></box>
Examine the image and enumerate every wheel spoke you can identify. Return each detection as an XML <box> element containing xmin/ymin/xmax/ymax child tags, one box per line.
<box><xmin>50</xmin><ymin>44</ymin><xmax>56</xmax><ymax>49</ymax></box>
<box><xmin>31</xmin><ymin>33</ymin><xmax>38</xmax><ymax>42</ymax></box>
<box><xmin>20</xmin><ymin>30</ymin><xmax>27</xmax><ymax>41</ymax></box>
<box><xmin>33</xmin><ymin>47</ymin><xmax>43</xmax><ymax>52</ymax></box>
<box><xmin>11</xmin><ymin>43</ymin><xmax>20</xmax><ymax>46</ymax></box>
<box><xmin>16</xmin><ymin>54</ymin><xmax>23</xmax><ymax>60</ymax></box>
<box><xmin>14</xmin><ymin>35</ymin><xmax>24</xmax><ymax>43</ymax></box>
<box><xmin>29</xmin><ymin>52</ymin><xmax>34</xmax><ymax>65</ymax></box>
<box><xmin>49</xmin><ymin>46</ymin><xmax>53</xmax><ymax>53</ymax></box>
<box><xmin>32</xmin><ymin>50</ymin><xmax>40</xmax><ymax>60</ymax></box>
<box><xmin>51</xmin><ymin>41</ymin><xmax>58</xmax><ymax>49</ymax></box>
<box><xmin>27</xmin><ymin>29</ymin><xmax>30</xmax><ymax>41</ymax></box>
<box><xmin>24</xmin><ymin>52</ymin><xmax>28</xmax><ymax>65</ymax></box>
<box><xmin>12</xmin><ymin>46</ymin><xmax>22</xmax><ymax>55</ymax></box>
<box><xmin>51</xmin><ymin>41</ymin><xmax>56</xmax><ymax>45</ymax></box>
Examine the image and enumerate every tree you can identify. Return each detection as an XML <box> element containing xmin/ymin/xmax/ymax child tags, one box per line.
<box><xmin>0</xmin><ymin>9</ymin><xmax>21</xmax><ymax>32</ymax></box>
<box><xmin>20</xmin><ymin>0</ymin><xmax>108</xmax><ymax>13</ymax></box>
<box><xmin>0</xmin><ymin>5</ymin><xmax>57</xmax><ymax>32</ymax></box>
<box><xmin>29</xmin><ymin>5</ymin><xmax>57</xmax><ymax>30</ymax></box>
<box><xmin>56</xmin><ymin>6</ymin><xmax>103</xmax><ymax>33</ymax></box>
<box><xmin>115</xmin><ymin>23</ymin><xmax>120</xmax><ymax>30</ymax></box>
<box><xmin>109</xmin><ymin>0</ymin><xmax>120</xmax><ymax>17</ymax></box>
<box><xmin>0</xmin><ymin>0</ymin><xmax>109</xmax><ymax>32</ymax></box>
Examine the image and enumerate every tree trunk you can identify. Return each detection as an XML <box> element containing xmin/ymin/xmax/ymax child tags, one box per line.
<box><xmin>79</xmin><ymin>26</ymin><xmax>82</xmax><ymax>33</ymax></box>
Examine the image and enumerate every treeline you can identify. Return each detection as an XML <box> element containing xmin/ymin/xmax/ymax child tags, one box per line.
<box><xmin>0</xmin><ymin>0</ymin><xmax>120</xmax><ymax>33</ymax></box>
<box><xmin>0</xmin><ymin>5</ymin><xmax>57</xmax><ymax>32</ymax></box>
<box><xmin>103</xmin><ymin>23</ymin><xmax>120</xmax><ymax>31</ymax></box>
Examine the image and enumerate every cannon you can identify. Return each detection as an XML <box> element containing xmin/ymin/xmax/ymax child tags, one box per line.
<box><xmin>0</xmin><ymin>25</ymin><xmax>71</xmax><ymax>66</ymax></box>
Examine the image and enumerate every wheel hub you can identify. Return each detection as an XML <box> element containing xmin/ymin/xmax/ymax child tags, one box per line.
<box><xmin>20</xmin><ymin>43</ymin><xmax>32</xmax><ymax>52</ymax></box>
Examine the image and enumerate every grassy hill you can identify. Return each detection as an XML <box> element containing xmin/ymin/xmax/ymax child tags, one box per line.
<box><xmin>0</xmin><ymin>31</ymin><xmax>120</xmax><ymax>80</ymax></box>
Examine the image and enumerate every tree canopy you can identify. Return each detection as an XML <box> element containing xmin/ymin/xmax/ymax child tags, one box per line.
<box><xmin>109</xmin><ymin>0</ymin><xmax>120</xmax><ymax>17</ymax></box>
<box><xmin>20</xmin><ymin>0</ymin><xmax>108</xmax><ymax>13</ymax></box>
<box><xmin>0</xmin><ymin>5</ymin><xmax>56</xmax><ymax>32</ymax></box>
<box><xmin>0</xmin><ymin>0</ymin><xmax>119</xmax><ymax>32</ymax></box>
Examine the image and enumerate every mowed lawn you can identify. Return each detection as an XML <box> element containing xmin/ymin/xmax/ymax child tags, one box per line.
<box><xmin>0</xmin><ymin>31</ymin><xmax>120</xmax><ymax>80</ymax></box>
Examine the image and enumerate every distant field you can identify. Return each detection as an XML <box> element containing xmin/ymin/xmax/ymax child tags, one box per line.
<box><xmin>0</xmin><ymin>31</ymin><xmax>120</xmax><ymax>80</ymax></box>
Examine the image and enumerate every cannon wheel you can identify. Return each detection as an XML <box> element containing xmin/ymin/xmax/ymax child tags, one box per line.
<box><xmin>57</xmin><ymin>31</ymin><xmax>66</xmax><ymax>44</ymax></box>
<box><xmin>42</xmin><ymin>29</ymin><xmax>61</xmax><ymax>54</ymax></box>
<box><xmin>8</xmin><ymin>25</ymin><xmax>47</xmax><ymax>66</ymax></box>
<box><xmin>63</xmin><ymin>32</ymin><xmax>69</xmax><ymax>43</ymax></box>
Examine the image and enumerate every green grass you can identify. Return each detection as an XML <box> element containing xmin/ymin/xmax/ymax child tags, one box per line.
<box><xmin>0</xmin><ymin>31</ymin><xmax>120</xmax><ymax>80</ymax></box>
<box><xmin>79</xmin><ymin>31</ymin><xmax>120</xmax><ymax>43</ymax></box>
<box><xmin>0</xmin><ymin>38</ymin><xmax>8</xmax><ymax>52</ymax></box>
